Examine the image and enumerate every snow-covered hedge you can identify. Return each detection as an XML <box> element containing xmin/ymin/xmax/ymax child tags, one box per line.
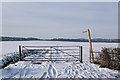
<box><xmin>0</xmin><ymin>52</ymin><xmax>19</xmax><ymax>68</ymax></box>
<box><xmin>0</xmin><ymin>49</ymin><xmax>43</xmax><ymax>68</ymax></box>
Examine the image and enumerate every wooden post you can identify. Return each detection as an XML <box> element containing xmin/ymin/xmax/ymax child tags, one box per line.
<box><xmin>79</xmin><ymin>46</ymin><xmax>82</xmax><ymax>63</ymax></box>
<box><xmin>87</xmin><ymin>29</ymin><xmax>94</xmax><ymax>63</ymax></box>
<box><xmin>82</xmin><ymin>29</ymin><xmax>94</xmax><ymax>63</ymax></box>
<box><xmin>90</xmin><ymin>48</ymin><xmax>91</xmax><ymax>63</ymax></box>
<box><xmin>19</xmin><ymin>45</ymin><xmax>22</xmax><ymax>61</ymax></box>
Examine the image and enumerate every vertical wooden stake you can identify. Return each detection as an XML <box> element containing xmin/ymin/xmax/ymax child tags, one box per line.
<box><xmin>87</xmin><ymin>29</ymin><xmax>94</xmax><ymax>63</ymax></box>
<box><xmin>82</xmin><ymin>29</ymin><xmax>94</xmax><ymax>63</ymax></box>
<box><xmin>79</xmin><ymin>46</ymin><xmax>83</xmax><ymax>63</ymax></box>
<box><xmin>90</xmin><ymin>49</ymin><xmax>91</xmax><ymax>63</ymax></box>
<box><xmin>19</xmin><ymin>45</ymin><xmax>22</xmax><ymax>61</ymax></box>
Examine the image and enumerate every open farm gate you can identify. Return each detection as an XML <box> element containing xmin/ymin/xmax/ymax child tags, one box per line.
<box><xmin>19</xmin><ymin>46</ymin><xmax>83</xmax><ymax>62</ymax></box>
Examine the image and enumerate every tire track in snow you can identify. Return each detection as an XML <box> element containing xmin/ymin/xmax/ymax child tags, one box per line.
<box><xmin>48</xmin><ymin>64</ymin><xmax>58</xmax><ymax>78</ymax></box>
<box><xmin>41</xmin><ymin>72</ymin><xmax>48</xmax><ymax>78</ymax></box>
<box><xmin>9</xmin><ymin>62</ymin><xmax>31</xmax><ymax>78</ymax></box>
<box><xmin>24</xmin><ymin>67</ymin><xmax>31</xmax><ymax>77</ymax></box>
<box><xmin>19</xmin><ymin>62</ymin><xmax>31</xmax><ymax>78</ymax></box>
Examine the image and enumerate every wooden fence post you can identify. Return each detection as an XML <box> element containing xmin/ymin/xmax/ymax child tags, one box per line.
<box><xmin>87</xmin><ymin>29</ymin><xmax>94</xmax><ymax>63</ymax></box>
<box><xmin>79</xmin><ymin>46</ymin><xmax>82</xmax><ymax>63</ymax></box>
<box><xmin>19</xmin><ymin>45</ymin><xmax>22</xmax><ymax>61</ymax></box>
<box><xmin>82</xmin><ymin>29</ymin><xmax>94</xmax><ymax>63</ymax></box>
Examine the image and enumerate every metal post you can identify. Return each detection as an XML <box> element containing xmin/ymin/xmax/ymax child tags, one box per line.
<box><xmin>19</xmin><ymin>45</ymin><xmax>22</xmax><ymax>61</ymax></box>
<box><xmin>51</xmin><ymin>47</ymin><xmax>52</xmax><ymax>62</ymax></box>
<box><xmin>79</xmin><ymin>46</ymin><xmax>82</xmax><ymax>63</ymax></box>
<box><xmin>50</xmin><ymin>47</ymin><xmax>52</xmax><ymax>61</ymax></box>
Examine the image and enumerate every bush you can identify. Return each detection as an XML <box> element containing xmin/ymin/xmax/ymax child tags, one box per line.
<box><xmin>94</xmin><ymin>48</ymin><xmax>120</xmax><ymax>70</ymax></box>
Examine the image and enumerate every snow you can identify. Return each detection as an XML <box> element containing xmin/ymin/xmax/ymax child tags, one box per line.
<box><xmin>0</xmin><ymin>61</ymin><xmax>119</xmax><ymax>78</ymax></box>
<box><xmin>0</xmin><ymin>41</ymin><xmax>119</xmax><ymax>78</ymax></box>
<box><xmin>1</xmin><ymin>41</ymin><xmax>118</xmax><ymax>61</ymax></box>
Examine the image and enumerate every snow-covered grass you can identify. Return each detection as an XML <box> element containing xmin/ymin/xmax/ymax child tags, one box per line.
<box><xmin>0</xmin><ymin>41</ymin><xmax>119</xmax><ymax>78</ymax></box>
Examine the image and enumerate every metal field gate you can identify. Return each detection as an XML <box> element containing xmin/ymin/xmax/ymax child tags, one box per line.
<box><xmin>19</xmin><ymin>46</ymin><xmax>83</xmax><ymax>62</ymax></box>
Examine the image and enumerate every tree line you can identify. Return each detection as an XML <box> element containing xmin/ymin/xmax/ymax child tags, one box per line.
<box><xmin>1</xmin><ymin>36</ymin><xmax>120</xmax><ymax>43</ymax></box>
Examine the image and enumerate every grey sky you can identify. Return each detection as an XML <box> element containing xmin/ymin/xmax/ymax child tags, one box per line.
<box><xmin>2</xmin><ymin>2</ymin><xmax>118</xmax><ymax>39</ymax></box>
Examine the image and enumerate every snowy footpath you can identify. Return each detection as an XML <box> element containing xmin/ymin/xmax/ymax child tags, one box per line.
<box><xmin>0</xmin><ymin>61</ymin><xmax>119</xmax><ymax>78</ymax></box>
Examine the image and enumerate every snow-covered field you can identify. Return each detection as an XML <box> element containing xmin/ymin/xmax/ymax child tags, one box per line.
<box><xmin>0</xmin><ymin>41</ymin><xmax>119</xmax><ymax>78</ymax></box>
<box><xmin>1</xmin><ymin>41</ymin><xmax>118</xmax><ymax>61</ymax></box>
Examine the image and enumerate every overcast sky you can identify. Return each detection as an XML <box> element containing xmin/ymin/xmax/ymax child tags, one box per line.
<box><xmin>2</xmin><ymin>2</ymin><xmax>118</xmax><ymax>39</ymax></box>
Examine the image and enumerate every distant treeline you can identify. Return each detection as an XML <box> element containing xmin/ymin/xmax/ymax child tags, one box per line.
<box><xmin>1</xmin><ymin>36</ymin><xmax>120</xmax><ymax>43</ymax></box>
<box><xmin>1</xmin><ymin>37</ymin><xmax>40</xmax><ymax>41</ymax></box>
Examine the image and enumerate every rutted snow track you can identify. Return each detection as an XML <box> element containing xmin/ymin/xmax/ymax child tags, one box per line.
<box><xmin>40</xmin><ymin>63</ymin><xmax>58</xmax><ymax>78</ymax></box>
<box><xmin>0</xmin><ymin>61</ymin><xmax>119</xmax><ymax>78</ymax></box>
<box><xmin>48</xmin><ymin>64</ymin><xmax>58</xmax><ymax>78</ymax></box>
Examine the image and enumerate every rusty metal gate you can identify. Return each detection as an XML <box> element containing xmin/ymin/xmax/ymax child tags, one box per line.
<box><xmin>19</xmin><ymin>46</ymin><xmax>83</xmax><ymax>62</ymax></box>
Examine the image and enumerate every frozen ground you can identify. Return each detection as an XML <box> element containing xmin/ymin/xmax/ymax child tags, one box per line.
<box><xmin>0</xmin><ymin>41</ymin><xmax>119</xmax><ymax>78</ymax></box>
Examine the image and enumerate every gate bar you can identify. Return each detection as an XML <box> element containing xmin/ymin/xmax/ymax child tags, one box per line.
<box><xmin>23</xmin><ymin>46</ymin><xmax>80</xmax><ymax>47</ymax></box>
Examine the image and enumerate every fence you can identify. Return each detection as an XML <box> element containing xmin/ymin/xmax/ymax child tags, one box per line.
<box><xmin>19</xmin><ymin>45</ymin><xmax>83</xmax><ymax>62</ymax></box>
